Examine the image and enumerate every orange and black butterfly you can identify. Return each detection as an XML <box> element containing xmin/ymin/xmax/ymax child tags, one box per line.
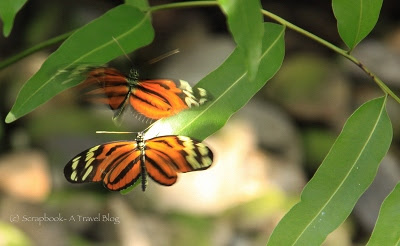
<box><xmin>64</xmin><ymin>132</ymin><xmax>213</xmax><ymax>191</ymax></box>
<box><xmin>80</xmin><ymin>67</ymin><xmax>210</xmax><ymax>120</ymax></box>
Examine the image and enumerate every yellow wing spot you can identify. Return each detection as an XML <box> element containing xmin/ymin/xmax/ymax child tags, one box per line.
<box><xmin>85</xmin><ymin>152</ymin><xmax>94</xmax><ymax>162</ymax></box>
<box><xmin>197</xmin><ymin>144</ymin><xmax>209</xmax><ymax>156</ymax></box>
<box><xmin>186</xmin><ymin>155</ymin><xmax>202</xmax><ymax>169</ymax></box>
<box><xmin>202</xmin><ymin>156</ymin><xmax>213</xmax><ymax>166</ymax></box>
<box><xmin>178</xmin><ymin>136</ymin><xmax>191</xmax><ymax>142</ymax></box>
<box><xmin>82</xmin><ymin>165</ymin><xmax>93</xmax><ymax>181</ymax></box>
<box><xmin>181</xmin><ymin>139</ymin><xmax>197</xmax><ymax>156</ymax></box>
<box><xmin>71</xmin><ymin>170</ymin><xmax>77</xmax><ymax>181</ymax></box>
<box><xmin>85</xmin><ymin>145</ymin><xmax>100</xmax><ymax>161</ymax></box>
<box><xmin>85</xmin><ymin>157</ymin><xmax>95</xmax><ymax>169</ymax></box>
<box><xmin>71</xmin><ymin>156</ymin><xmax>81</xmax><ymax>170</ymax></box>
<box><xmin>185</xmin><ymin>148</ymin><xmax>197</xmax><ymax>157</ymax></box>
<box><xmin>89</xmin><ymin>145</ymin><xmax>100</xmax><ymax>152</ymax></box>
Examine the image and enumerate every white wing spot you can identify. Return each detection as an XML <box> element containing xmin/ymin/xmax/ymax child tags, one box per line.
<box><xmin>179</xmin><ymin>80</ymin><xmax>193</xmax><ymax>92</ymax></box>
<box><xmin>197</xmin><ymin>88</ymin><xmax>207</xmax><ymax>97</ymax></box>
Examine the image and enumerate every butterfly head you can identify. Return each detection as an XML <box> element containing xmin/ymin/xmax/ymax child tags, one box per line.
<box><xmin>128</xmin><ymin>68</ymin><xmax>139</xmax><ymax>83</ymax></box>
<box><xmin>136</xmin><ymin>132</ymin><xmax>145</xmax><ymax>145</ymax></box>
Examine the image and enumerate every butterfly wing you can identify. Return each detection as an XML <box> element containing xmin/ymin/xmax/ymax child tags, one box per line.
<box><xmin>144</xmin><ymin>136</ymin><xmax>213</xmax><ymax>186</ymax></box>
<box><xmin>130</xmin><ymin>79</ymin><xmax>210</xmax><ymax>120</ymax></box>
<box><xmin>64</xmin><ymin>141</ymin><xmax>142</xmax><ymax>191</ymax></box>
<box><xmin>80</xmin><ymin>67</ymin><xmax>131</xmax><ymax>117</ymax></box>
<box><xmin>80</xmin><ymin>67</ymin><xmax>210</xmax><ymax>120</ymax></box>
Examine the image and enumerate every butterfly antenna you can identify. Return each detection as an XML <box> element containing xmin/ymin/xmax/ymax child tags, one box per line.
<box><xmin>146</xmin><ymin>48</ymin><xmax>180</xmax><ymax>65</ymax></box>
<box><xmin>112</xmin><ymin>36</ymin><xmax>134</xmax><ymax>65</ymax></box>
<box><xmin>96</xmin><ymin>131</ymin><xmax>138</xmax><ymax>134</ymax></box>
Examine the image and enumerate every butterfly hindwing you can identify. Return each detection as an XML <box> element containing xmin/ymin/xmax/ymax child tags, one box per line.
<box><xmin>144</xmin><ymin>136</ymin><xmax>213</xmax><ymax>186</ymax></box>
<box><xmin>103</xmin><ymin>148</ymin><xmax>142</xmax><ymax>191</ymax></box>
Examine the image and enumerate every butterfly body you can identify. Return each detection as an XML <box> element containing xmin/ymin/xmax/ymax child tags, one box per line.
<box><xmin>81</xmin><ymin>67</ymin><xmax>209</xmax><ymax>120</ymax></box>
<box><xmin>64</xmin><ymin>133</ymin><xmax>213</xmax><ymax>191</ymax></box>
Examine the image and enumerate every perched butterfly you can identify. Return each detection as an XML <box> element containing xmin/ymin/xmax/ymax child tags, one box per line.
<box><xmin>80</xmin><ymin>67</ymin><xmax>210</xmax><ymax>120</ymax></box>
<box><xmin>64</xmin><ymin>132</ymin><xmax>213</xmax><ymax>191</ymax></box>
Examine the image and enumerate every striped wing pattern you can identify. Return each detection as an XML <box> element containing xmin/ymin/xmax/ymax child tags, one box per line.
<box><xmin>64</xmin><ymin>135</ymin><xmax>213</xmax><ymax>191</ymax></box>
<box><xmin>80</xmin><ymin>67</ymin><xmax>210</xmax><ymax>120</ymax></box>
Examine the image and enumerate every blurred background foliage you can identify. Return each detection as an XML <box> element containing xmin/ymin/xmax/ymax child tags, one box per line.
<box><xmin>0</xmin><ymin>0</ymin><xmax>400</xmax><ymax>245</ymax></box>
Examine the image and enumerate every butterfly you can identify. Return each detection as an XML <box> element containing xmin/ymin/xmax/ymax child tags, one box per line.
<box><xmin>80</xmin><ymin>67</ymin><xmax>210</xmax><ymax>120</ymax></box>
<box><xmin>64</xmin><ymin>132</ymin><xmax>213</xmax><ymax>191</ymax></box>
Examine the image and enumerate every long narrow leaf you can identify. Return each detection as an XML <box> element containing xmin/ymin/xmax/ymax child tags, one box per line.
<box><xmin>0</xmin><ymin>0</ymin><xmax>27</xmax><ymax>37</ymax></box>
<box><xmin>267</xmin><ymin>96</ymin><xmax>392</xmax><ymax>245</ymax></box>
<box><xmin>367</xmin><ymin>183</ymin><xmax>400</xmax><ymax>246</ymax></box>
<box><xmin>146</xmin><ymin>22</ymin><xmax>285</xmax><ymax>140</ymax></box>
<box><xmin>332</xmin><ymin>0</ymin><xmax>383</xmax><ymax>51</ymax></box>
<box><xmin>6</xmin><ymin>4</ymin><xmax>154</xmax><ymax>123</ymax></box>
<box><xmin>218</xmin><ymin>0</ymin><xmax>263</xmax><ymax>79</ymax></box>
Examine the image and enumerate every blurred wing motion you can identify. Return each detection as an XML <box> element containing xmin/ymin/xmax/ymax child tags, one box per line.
<box><xmin>80</xmin><ymin>67</ymin><xmax>210</xmax><ymax>120</ymax></box>
<box><xmin>64</xmin><ymin>135</ymin><xmax>213</xmax><ymax>191</ymax></box>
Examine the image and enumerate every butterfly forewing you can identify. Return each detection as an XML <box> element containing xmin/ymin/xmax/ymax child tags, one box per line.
<box><xmin>130</xmin><ymin>79</ymin><xmax>189</xmax><ymax>119</ymax></box>
<box><xmin>81</xmin><ymin>67</ymin><xmax>130</xmax><ymax>110</ymax></box>
<box><xmin>64</xmin><ymin>141</ymin><xmax>142</xmax><ymax>191</ymax></box>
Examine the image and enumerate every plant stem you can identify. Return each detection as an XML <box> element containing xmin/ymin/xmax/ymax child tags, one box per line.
<box><xmin>148</xmin><ymin>1</ymin><xmax>219</xmax><ymax>12</ymax></box>
<box><xmin>262</xmin><ymin>9</ymin><xmax>400</xmax><ymax>104</ymax></box>
<box><xmin>0</xmin><ymin>30</ymin><xmax>75</xmax><ymax>71</ymax></box>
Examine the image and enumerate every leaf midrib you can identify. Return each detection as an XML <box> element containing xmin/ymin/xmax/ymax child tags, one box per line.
<box><xmin>353</xmin><ymin>0</ymin><xmax>363</xmax><ymax>47</ymax></box>
<box><xmin>292</xmin><ymin>100</ymin><xmax>385</xmax><ymax>245</ymax></box>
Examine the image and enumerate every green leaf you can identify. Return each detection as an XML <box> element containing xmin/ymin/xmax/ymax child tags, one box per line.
<box><xmin>0</xmin><ymin>0</ymin><xmax>27</xmax><ymax>37</ymax></box>
<box><xmin>218</xmin><ymin>0</ymin><xmax>263</xmax><ymax>79</ymax></box>
<box><xmin>267</xmin><ymin>96</ymin><xmax>392</xmax><ymax>246</ymax></box>
<box><xmin>5</xmin><ymin>5</ymin><xmax>154</xmax><ymax>123</ymax></box>
<box><xmin>146</xmin><ymin>22</ymin><xmax>285</xmax><ymax>140</ymax></box>
<box><xmin>367</xmin><ymin>183</ymin><xmax>400</xmax><ymax>246</ymax></box>
<box><xmin>124</xmin><ymin>0</ymin><xmax>149</xmax><ymax>11</ymax></box>
<box><xmin>332</xmin><ymin>0</ymin><xmax>383</xmax><ymax>51</ymax></box>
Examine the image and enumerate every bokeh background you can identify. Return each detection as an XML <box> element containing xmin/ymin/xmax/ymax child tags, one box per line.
<box><xmin>1</xmin><ymin>0</ymin><xmax>400</xmax><ymax>245</ymax></box>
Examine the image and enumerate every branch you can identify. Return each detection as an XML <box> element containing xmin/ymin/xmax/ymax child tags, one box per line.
<box><xmin>262</xmin><ymin>9</ymin><xmax>400</xmax><ymax>104</ymax></box>
<box><xmin>0</xmin><ymin>30</ymin><xmax>75</xmax><ymax>70</ymax></box>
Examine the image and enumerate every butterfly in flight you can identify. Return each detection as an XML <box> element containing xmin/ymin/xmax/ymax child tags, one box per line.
<box><xmin>64</xmin><ymin>132</ymin><xmax>213</xmax><ymax>191</ymax></box>
<box><xmin>79</xmin><ymin>67</ymin><xmax>210</xmax><ymax>120</ymax></box>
